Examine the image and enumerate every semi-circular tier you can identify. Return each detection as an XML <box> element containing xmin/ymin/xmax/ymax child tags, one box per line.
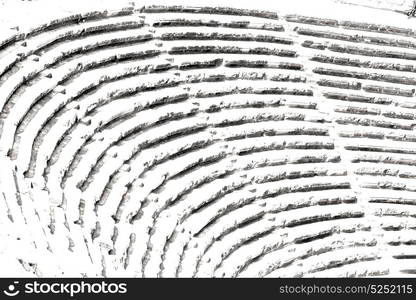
<box><xmin>1</xmin><ymin>4</ymin><xmax>416</xmax><ymax>277</ymax></box>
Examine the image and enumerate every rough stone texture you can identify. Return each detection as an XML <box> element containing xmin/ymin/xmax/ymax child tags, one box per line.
<box><xmin>1</xmin><ymin>0</ymin><xmax>416</xmax><ymax>277</ymax></box>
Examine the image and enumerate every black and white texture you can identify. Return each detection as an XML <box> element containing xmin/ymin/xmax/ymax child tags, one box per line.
<box><xmin>1</xmin><ymin>0</ymin><xmax>416</xmax><ymax>277</ymax></box>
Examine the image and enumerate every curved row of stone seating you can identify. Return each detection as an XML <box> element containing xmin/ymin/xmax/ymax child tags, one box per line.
<box><xmin>2</xmin><ymin>5</ymin><xmax>416</xmax><ymax>277</ymax></box>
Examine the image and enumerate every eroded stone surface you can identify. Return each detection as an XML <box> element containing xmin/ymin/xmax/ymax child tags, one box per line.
<box><xmin>1</xmin><ymin>0</ymin><xmax>416</xmax><ymax>277</ymax></box>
